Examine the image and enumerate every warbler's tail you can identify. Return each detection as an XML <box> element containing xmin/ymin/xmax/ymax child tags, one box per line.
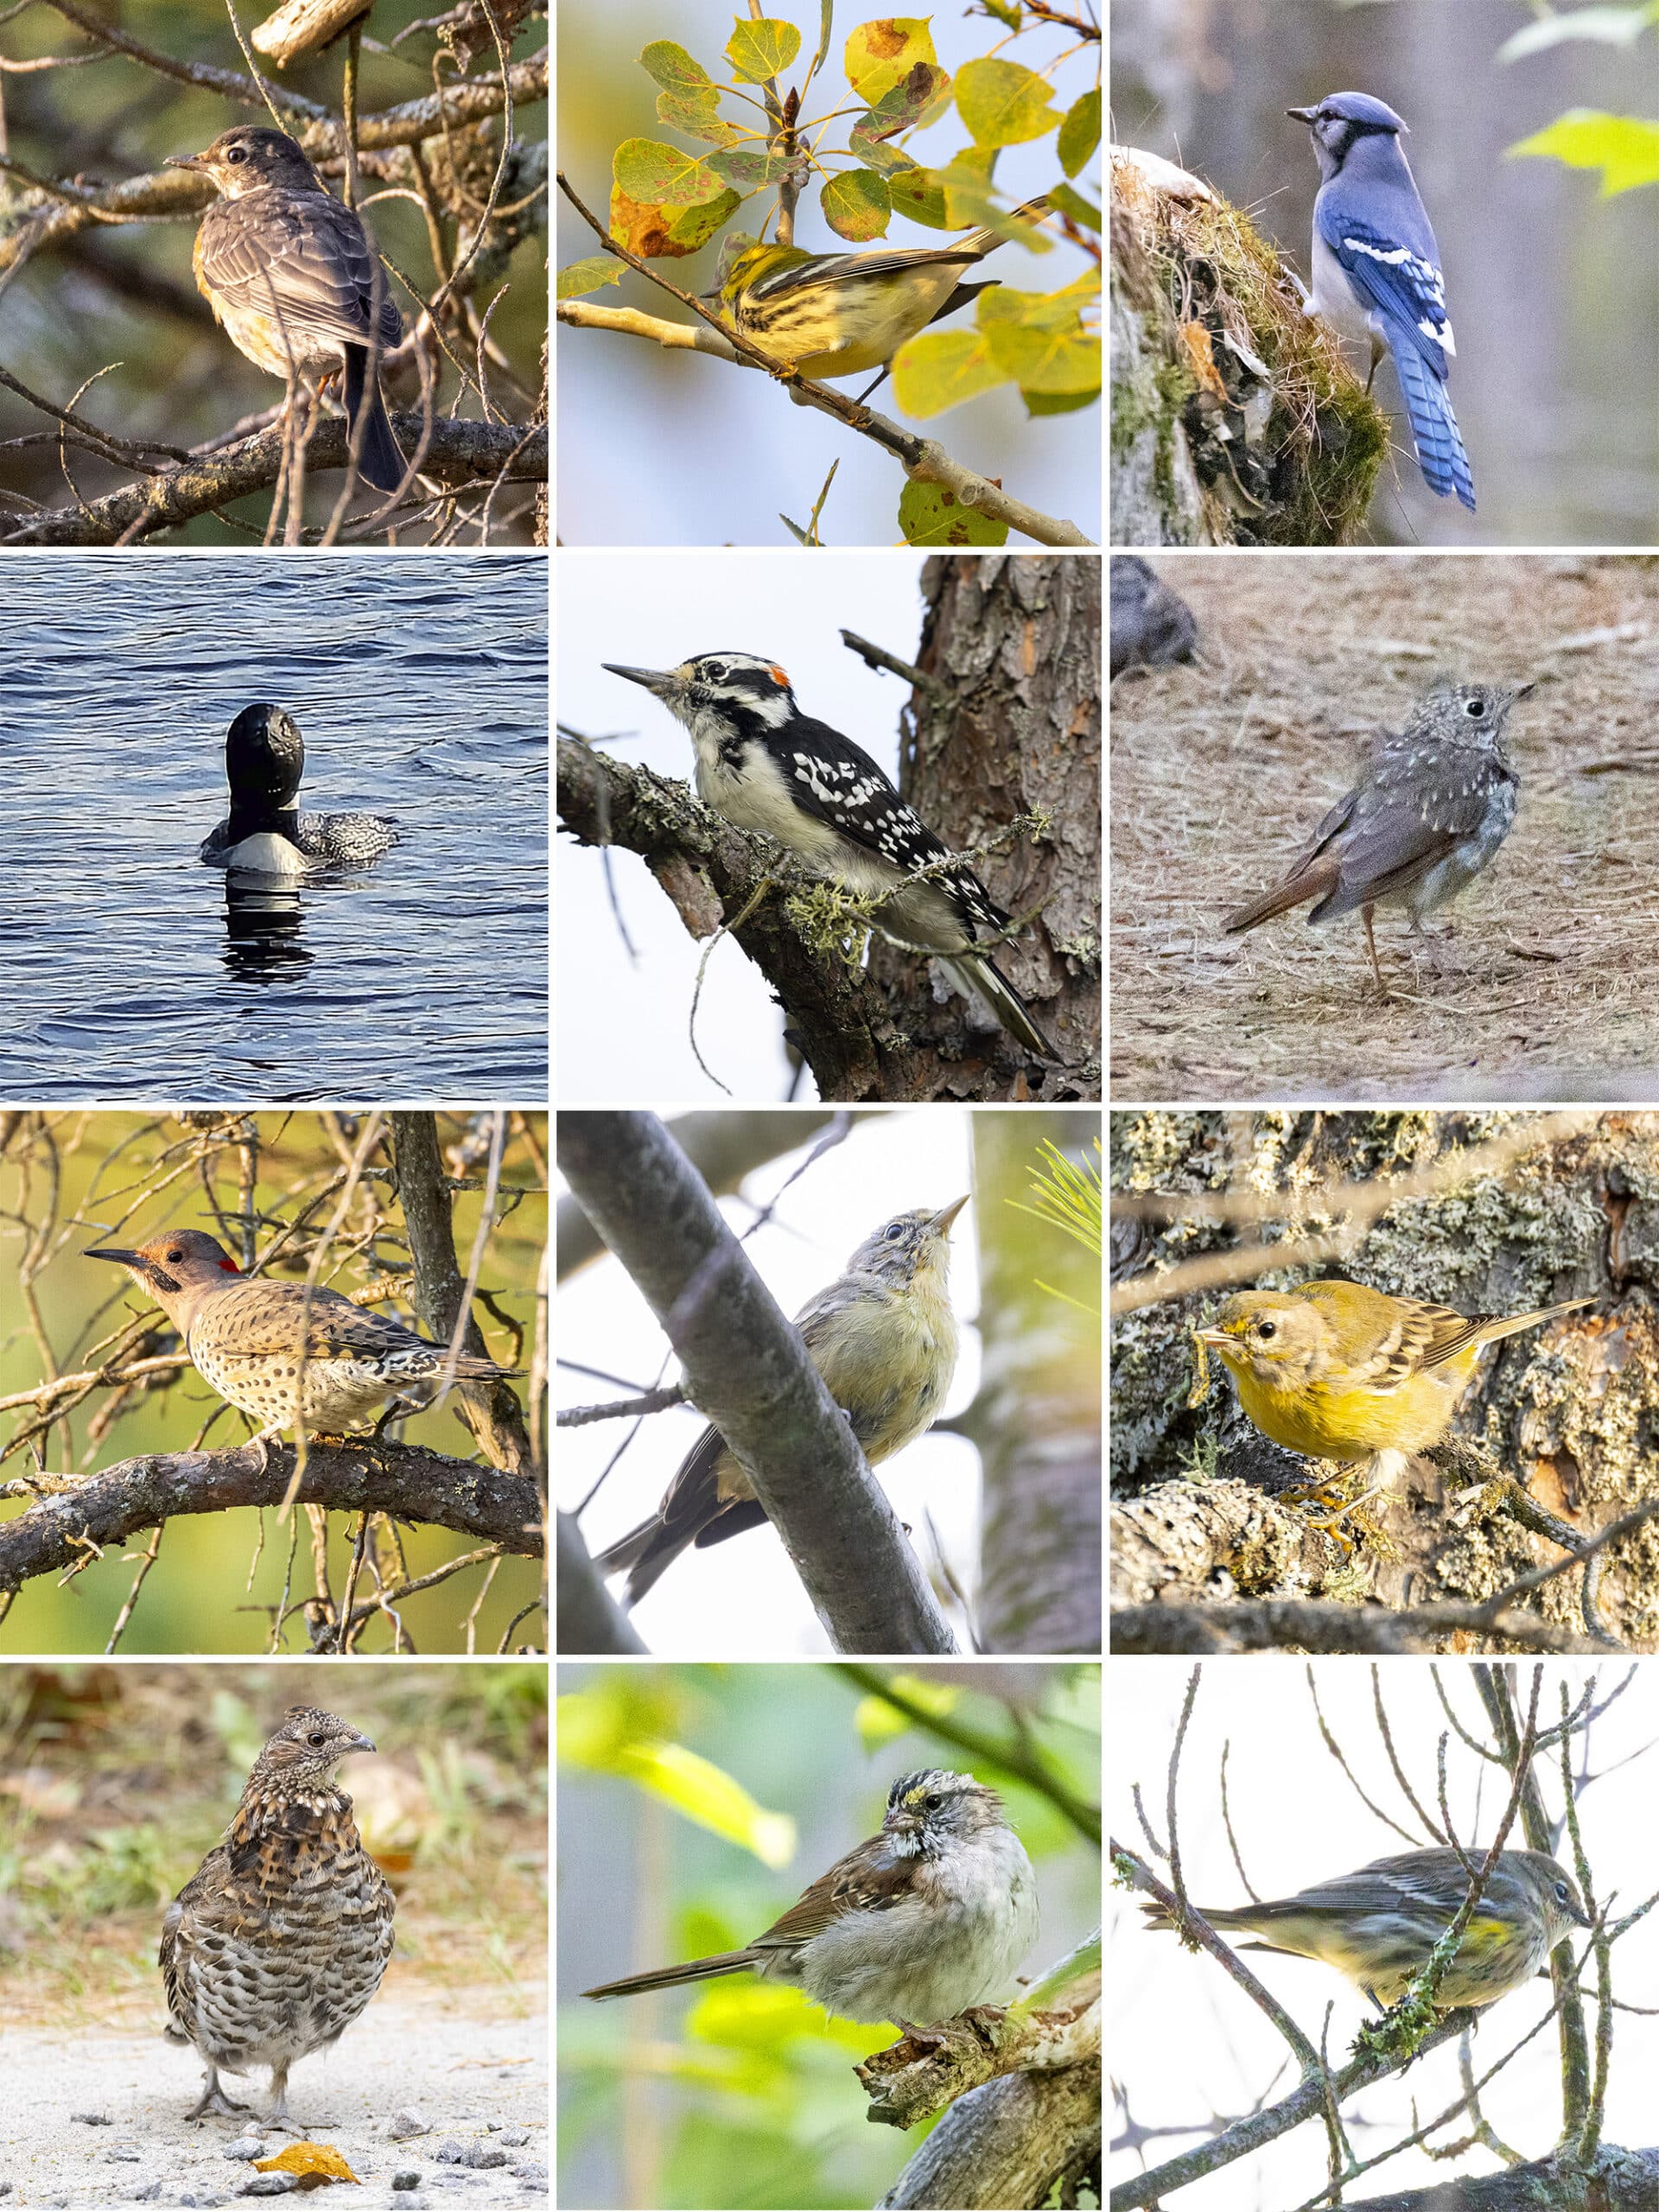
<box><xmin>1469</xmin><ymin>1295</ymin><xmax>1596</xmax><ymax>1352</ymax></box>
<box><xmin>959</xmin><ymin>194</ymin><xmax>1053</xmax><ymax>259</ymax></box>
<box><xmin>1224</xmin><ymin>856</ymin><xmax>1341</xmax><ymax>934</ymax></box>
<box><xmin>943</xmin><ymin>950</ymin><xmax>1060</xmax><ymax>1061</ymax></box>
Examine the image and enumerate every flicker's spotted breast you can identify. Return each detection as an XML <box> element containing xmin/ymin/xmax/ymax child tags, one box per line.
<box><xmin>160</xmin><ymin>1705</ymin><xmax>395</xmax><ymax>2125</ymax></box>
<box><xmin>84</xmin><ymin>1227</ymin><xmax>510</xmax><ymax>1440</ymax></box>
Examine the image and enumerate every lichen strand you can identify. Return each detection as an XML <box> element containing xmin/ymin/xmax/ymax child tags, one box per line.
<box><xmin>1109</xmin><ymin>164</ymin><xmax>1388</xmax><ymax>546</ymax></box>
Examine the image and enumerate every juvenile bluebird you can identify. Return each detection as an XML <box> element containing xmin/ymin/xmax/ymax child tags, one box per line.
<box><xmin>169</xmin><ymin>125</ymin><xmax>405</xmax><ymax>494</ymax></box>
<box><xmin>1224</xmin><ymin>680</ymin><xmax>1533</xmax><ymax>991</ymax></box>
<box><xmin>1288</xmin><ymin>92</ymin><xmax>1475</xmax><ymax>512</ymax></box>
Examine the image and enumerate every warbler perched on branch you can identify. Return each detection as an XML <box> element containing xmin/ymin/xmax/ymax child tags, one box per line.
<box><xmin>1192</xmin><ymin>1278</ymin><xmax>1593</xmax><ymax>1510</ymax></box>
<box><xmin>1141</xmin><ymin>1847</ymin><xmax>1590</xmax><ymax>2013</ymax></box>
<box><xmin>704</xmin><ymin>195</ymin><xmax>1053</xmax><ymax>395</ymax></box>
<box><xmin>594</xmin><ymin>1198</ymin><xmax>966</xmax><ymax>1607</ymax></box>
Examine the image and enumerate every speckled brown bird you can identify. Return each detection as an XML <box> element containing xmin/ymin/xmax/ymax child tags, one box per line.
<box><xmin>161</xmin><ymin>1706</ymin><xmax>395</xmax><ymax>2125</ymax></box>
<box><xmin>168</xmin><ymin>124</ymin><xmax>406</xmax><ymax>493</ymax></box>
<box><xmin>1223</xmin><ymin>680</ymin><xmax>1533</xmax><ymax>992</ymax></box>
<box><xmin>83</xmin><ymin>1228</ymin><xmax>510</xmax><ymax>1444</ymax></box>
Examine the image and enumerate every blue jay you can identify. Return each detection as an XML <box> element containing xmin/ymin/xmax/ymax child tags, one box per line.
<box><xmin>1287</xmin><ymin>92</ymin><xmax>1475</xmax><ymax>512</ymax></box>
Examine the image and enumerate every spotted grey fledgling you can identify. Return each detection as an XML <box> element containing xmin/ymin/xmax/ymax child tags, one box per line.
<box><xmin>161</xmin><ymin>1706</ymin><xmax>394</xmax><ymax>2125</ymax></box>
<box><xmin>1223</xmin><ymin>679</ymin><xmax>1534</xmax><ymax>991</ymax></box>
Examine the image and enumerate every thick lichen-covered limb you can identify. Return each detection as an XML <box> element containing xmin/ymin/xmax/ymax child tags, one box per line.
<box><xmin>1109</xmin><ymin>145</ymin><xmax>1388</xmax><ymax>547</ymax></box>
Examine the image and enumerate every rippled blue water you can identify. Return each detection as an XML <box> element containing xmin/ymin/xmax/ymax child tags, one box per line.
<box><xmin>1</xmin><ymin>553</ymin><xmax>548</xmax><ymax>1100</ymax></box>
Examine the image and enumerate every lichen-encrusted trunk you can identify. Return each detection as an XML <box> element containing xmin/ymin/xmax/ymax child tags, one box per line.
<box><xmin>971</xmin><ymin>1110</ymin><xmax>1102</xmax><ymax>1653</ymax></box>
<box><xmin>871</xmin><ymin>556</ymin><xmax>1102</xmax><ymax>1097</ymax></box>
<box><xmin>1110</xmin><ymin>1110</ymin><xmax>1659</xmax><ymax>1644</ymax></box>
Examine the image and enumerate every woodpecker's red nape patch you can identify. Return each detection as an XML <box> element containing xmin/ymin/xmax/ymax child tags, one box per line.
<box><xmin>219</xmin><ymin>1257</ymin><xmax>240</xmax><ymax>1274</ymax></box>
<box><xmin>769</xmin><ymin>664</ymin><xmax>790</xmax><ymax>687</ymax></box>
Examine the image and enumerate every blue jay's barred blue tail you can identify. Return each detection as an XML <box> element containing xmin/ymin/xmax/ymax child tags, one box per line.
<box><xmin>1391</xmin><ymin>340</ymin><xmax>1475</xmax><ymax>512</ymax></box>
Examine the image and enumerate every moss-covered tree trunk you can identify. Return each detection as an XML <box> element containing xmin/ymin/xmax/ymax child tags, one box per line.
<box><xmin>1109</xmin><ymin>150</ymin><xmax>1387</xmax><ymax>548</ymax></box>
<box><xmin>874</xmin><ymin>554</ymin><xmax>1101</xmax><ymax>1096</ymax></box>
<box><xmin>1110</xmin><ymin>1111</ymin><xmax>1659</xmax><ymax>1648</ymax></box>
<box><xmin>972</xmin><ymin>1110</ymin><xmax>1102</xmax><ymax>1653</ymax></box>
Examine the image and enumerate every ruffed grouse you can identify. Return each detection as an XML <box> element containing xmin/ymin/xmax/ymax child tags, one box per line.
<box><xmin>161</xmin><ymin>1705</ymin><xmax>395</xmax><ymax>2124</ymax></box>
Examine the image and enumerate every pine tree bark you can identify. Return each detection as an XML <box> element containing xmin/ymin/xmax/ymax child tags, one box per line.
<box><xmin>872</xmin><ymin>555</ymin><xmax>1102</xmax><ymax>1095</ymax></box>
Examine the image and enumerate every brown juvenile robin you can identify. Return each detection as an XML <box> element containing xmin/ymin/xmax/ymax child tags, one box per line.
<box><xmin>84</xmin><ymin>1227</ymin><xmax>510</xmax><ymax>1446</ymax></box>
<box><xmin>168</xmin><ymin>124</ymin><xmax>406</xmax><ymax>494</ymax></box>
<box><xmin>161</xmin><ymin>1705</ymin><xmax>394</xmax><ymax>2125</ymax></box>
<box><xmin>1223</xmin><ymin>679</ymin><xmax>1534</xmax><ymax>992</ymax></box>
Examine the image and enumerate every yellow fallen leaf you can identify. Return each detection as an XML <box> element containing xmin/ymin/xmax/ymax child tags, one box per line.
<box><xmin>253</xmin><ymin>2141</ymin><xmax>360</xmax><ymax>2183</ymax></box>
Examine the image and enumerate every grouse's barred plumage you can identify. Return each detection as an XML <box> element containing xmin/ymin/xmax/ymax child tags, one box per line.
<box><xmin>160</xmin><ymin>1706</ymin><xmax>395</xmax><ymax>2125</ymax></box>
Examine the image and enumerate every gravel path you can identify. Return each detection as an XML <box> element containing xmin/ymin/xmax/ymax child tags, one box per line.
<box><xmin>0</xmin><ymin>2001</ymin><xmax>546</xmax><ymax>2209</ymax></box>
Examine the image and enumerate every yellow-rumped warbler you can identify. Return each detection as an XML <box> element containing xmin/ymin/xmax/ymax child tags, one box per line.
<box><xmin>1141</xmin><ymin>1848</ymin><xmax>1590</xmax><ymax>2011</ymax></box>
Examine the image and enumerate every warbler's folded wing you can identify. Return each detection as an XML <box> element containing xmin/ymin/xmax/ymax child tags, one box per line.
<box><xmin>200</xmin><ymin>194</ymin><xmax>403</xmax><ymax>352</ymax></box>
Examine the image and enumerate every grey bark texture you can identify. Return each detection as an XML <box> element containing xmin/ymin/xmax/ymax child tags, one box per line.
<box><xmin>1345</xmin><ymin>2150</ymin><xmax>1659</xmax><ymax>2209</ymax></box>
<box><xmin>880</xmin><ymin>2053</ymin><xmax>1102</xmax><ymax>2209</ymax></box>
<box><xmin>556</xmin><ymin>1510</ymin><xmax>645</xmax><ymax>1654</ymax></box>
<box><xmin>970</xmin><ymin>1110</ymin><xmax>1102</xmax><ymax>1653</ymax></box>
<box><xmin>878</xmin><ymin>553</ymin><xmax>1102</xmax><ymax>1092</ymax></box>
<box><xmin>555</xmin><ymin>1111</ymin><xmax>957</xmax><ymax>1655</ymax></box>
<box><xmin>390</xmin><ymin>1111</ymin><xmax>535</xmax><ymax>1479</ymax></box>
<box><xmin>1110</xmin><ymin>1111</ymin><xmax>1659</xmax><ymax>1651</ymax></box>
<box><xmin>557</xmin><ymin>1109</ymin><xmax>836</xmax><ymax>1281</ymax></box>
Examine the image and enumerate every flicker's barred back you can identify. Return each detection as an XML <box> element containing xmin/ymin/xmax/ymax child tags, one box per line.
<box><xmin>85</xmin><ymin>1228</ymin><xmax>509</xmax><ymax>1441</ymax></box>
<box><xmin>160</xmin><ymin>1705</ymin><xmax>395</xmax><ymax>2125</ymax></box>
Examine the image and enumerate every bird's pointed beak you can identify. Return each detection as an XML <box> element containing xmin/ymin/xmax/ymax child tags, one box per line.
<box><xmin>1192</xmin><ymin>1327</ymin><xmax>1229</xmax><ymax>1350</ymax></box>
<box><xmin>348</xmin><ymin>1732</ymin><xmax>378</xmax><ymax>1756</ymax></box>
<box><xmin>930</xmin><ymin>1196</ymin><xmax>969</xmax><ymax>1236</ymax></box>
<box><xmin>1512</xmin><ymin>681</ymin><xmax>1537</xmax><ymax>700</ymax></box>
<box><xmin>1286</xmin><ymin>105</ymin><xmax>1317</xmax><ymax>124</ymax></box>
<box><xmin>84</xmin><ymin>1244</ymin><xmax>146</xmax><ymax>1272</ymax></box>
<box><xmin>603</xmin><ymin>662</ymin><xmax>681</xmax><ymax>699</ymax></box>
<box><xmin>165</xmin><ymin>153</ymin><xmax>207</xmax><ymax>171</ymax></box>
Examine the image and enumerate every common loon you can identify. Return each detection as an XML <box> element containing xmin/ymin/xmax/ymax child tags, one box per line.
<box><xmin>200</xmin><ymin>703</ymin><xmax>398</xmax><ymax>877</ymax></box>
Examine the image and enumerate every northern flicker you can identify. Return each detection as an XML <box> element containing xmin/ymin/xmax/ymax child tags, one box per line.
<box><xmin>85</xmin><ymin>1227</ymin><xmax>510</xmax><ymax>1443</ymax></box>
<box><xmin>161</xmin><ymin>1704</ymin><xmax>395</xmax><ymax>2124</ymax></box>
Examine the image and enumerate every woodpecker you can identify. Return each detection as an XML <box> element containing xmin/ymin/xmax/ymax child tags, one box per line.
<box><xmin>603</xmin><ymin>652</ymin><xmax>1058</xmax><ymax>1059</ymax></box>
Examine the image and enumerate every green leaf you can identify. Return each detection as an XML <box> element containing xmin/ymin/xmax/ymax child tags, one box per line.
<box><xmin>639</xmin><ymin>39</ymin><xmax>715</xmax><ymax>93</ymax></box>
<box><xmin>822</xmin><ymin>166</ymin><xmax>893</xmax><ymax>239</ymax></box>
<box><xmin>615</xmin><ymin>1739</ymin><xmax>798</xmax><ymax>1865</ymax></box>
<box><xmin>807</xmin><ymin>0</ymin><xmax>835</xmax><ymax>87</ymax></box>
<box><xmin>844</xmin><ymin>16</ymin><xmax>938</xmax><ymax>105</ymax></box>
<box><xmin>1498</xmin><ymin>3</ymin><xmax>1659</xmax><ymax>62</ymax></box>
<box><xmin>613</xmin><ymin>137</ymin><xmax>728</xmax><ymax>207</ymax></box>
<box><xmin>610</xmin><ymin>182</ymin><xmax>743</xmax><ymax>259</ymax></box>
<box><xmin>1057</xmin><ymin>86</ymin><xmax>1101</xmax><ymax>177</ymax></box>
<box><xmin>556</xmin><ymin>256</ymin><xmax>623</xmax><ymax>300</ymax></box>
<box><xmin>1049</xmin><ymin>180</ymin><xmax>1100</xmax><ymax>231</ymax></box>
<box><xmin>658</xmin><ymin>90</ymin><xmax>744</xmax><ymax>145</ymax></box>
<box><xmin>1508</xmin><ymin>107</ymin><xmax>1659</xmax><ymax>194</ymax></box>
<box><xmin>849</xmin><ymin>60</ymin><xmax>952</xmax><ymax>162</ymax></box>
<box><xmin>853</xmin><ymin>1674</ymin><xmax>962</xmax><ymax>1748</ymax></box>
<box><xmin>956</xmin><ymin>57</ymin><xmax>1060</xmax><ymax>147</ymax></box>
<box><xmin>1022</xmin><ymin>386</ymin><xmax>1099</xmax><ymax>416</ymax></box>
<box><xmin>726</xmin><ymin>16</ymin><xmax>802</xmax><ymax>82</ymax></box>
<box><xmin>898</xmin><ymin>478</ymin><xmax>1009</xmax><ymax>545</ymax></box>
<box><xmin>888</xmin><ymin>165</ymin><xmax>951</xmax><ymax>228</ymax></box>
<box><xmin>980</xmin><ymin>0</ymin><xmax>1021</xmax><ymax>22</ymax></box>
<box><xmin>705</xmin><ymin>148</ymin><xmax>794</xmax><ymax>188</ymax></box>
<box><xmin>892</xmin><ymin>327</ymin><xmax>1008</xmax><ymax>415</ymax></box>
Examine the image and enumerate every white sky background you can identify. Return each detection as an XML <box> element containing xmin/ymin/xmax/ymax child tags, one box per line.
<box><xmin>558</xmin><ymin>1109</ymin><xmax>982</xmax><ymax>1654</ymax></box>
<box><xmin>556</xmin><ymin>550</ymin><xmax>937</xmax><ymax>1101</ymax></box>
<box><xmin>1110</xmin><ymin>1662</ymin><xmax>1659</xmax><ymax>2210</ymax></box>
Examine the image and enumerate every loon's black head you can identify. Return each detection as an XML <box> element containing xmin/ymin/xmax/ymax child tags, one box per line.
<box><xmin>225</xmin><ymin>704</ymin><xmax>305</xmax><ymax>810</ymax></box>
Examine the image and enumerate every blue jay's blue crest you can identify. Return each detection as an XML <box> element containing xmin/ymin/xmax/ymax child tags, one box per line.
<box><xmin>1289</xmin><ymin>90</ymin><xmax>1475</xmax><ymax>512</ymax></box>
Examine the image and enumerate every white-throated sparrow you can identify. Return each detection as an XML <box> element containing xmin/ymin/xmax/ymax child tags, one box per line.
<box><xmin>582</xmin><ymin>1768</ymin><xmax>1039</xmax><ymax>2027</ymax></box>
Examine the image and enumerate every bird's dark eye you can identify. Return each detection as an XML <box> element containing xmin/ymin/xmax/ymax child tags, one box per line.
<box><xmin>924</xmin><ymin>1793</ymin><xmax>942</xmax><ymax>1810</ymax></box>
<box><xmin>166</xmin><ymin>1248</ymin><xmax>183</xmax><ymax>1262</ymax></box>
<box><xmin>1256</xmin><ymin>1320</ymin><xmax>1276</xmax><ymax>1339</ymax></box>
<box><xmin>228</xmin><ymin>147</ymin><xmax>246</xmax><ymax>162</ymax></box>
<box><xmin>705</xmin><ymin>661</ymin><xmax>728</xmax><ymax>682</ymax></box>
<box><xmin>1555</xmin><ymin>1881</ymin><xmax>1570</xmax><ymax>1903</ymax></box>
<box><xmin>884</xmin><ymin>1222</ymin><xmax>907</xmax><ymax>1241</ymax></box>
<box><xmin>308</xmin><ymin>1732</ymin><xmax>327</xmax><ymax>1747</ymax></box>
<box><xmin>1465</xmin><ymin>697</ymin><xmax>1486</xmax><ymax>718</ymax></box>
